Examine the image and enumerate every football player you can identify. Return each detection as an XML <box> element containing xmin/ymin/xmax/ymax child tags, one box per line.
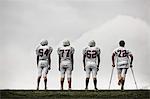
<box><xmin>83</xmin><ymin>40</ymin><xmax>101</xmax><ymax>90</ymax></box>
<box><xmin>36</xmin><ymin>39</ymin><xmax>53</xmax><ymax>90</ymax></box>
<box><xmin>57</xmin><ymin>40</ymin><xmax>75</xmax><ymax>90</ymax></box>
<box><xmin>112</xmin><ymin>40</ymin><xmax>133</xmax><ymax>90</ymax></box>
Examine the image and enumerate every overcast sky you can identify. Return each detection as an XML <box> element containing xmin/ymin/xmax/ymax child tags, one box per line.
<box><xmin>0</xmin><ymin>0</ymin><xmax>150</xmax><ymax>89</ymax></box>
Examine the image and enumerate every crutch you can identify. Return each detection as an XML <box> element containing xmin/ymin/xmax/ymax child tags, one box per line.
<box><xmin>130</xmin><ymin>67</ymin><xmax>138</xmax><ymax>89</ymax></box>
<box><xmin>109</xmin><ymin>67</ymin><xmax>114</xmax><ymax>89</ymax></box>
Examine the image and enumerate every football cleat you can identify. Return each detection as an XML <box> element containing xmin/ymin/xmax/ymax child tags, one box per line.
<box><xmin>85</xmin><ymin>87</ymin><xmax>88</xmax><ymax>90</ymax></box>
<box><xmin>88</xmin><ymin>40</ymin><xmax>96</xmax><ymax>47</ymax></box>
<box><xmin>121</xmin><ymin>85</ymin><xmax>124</xmax><ymax>90</ymax></box>
<box><xmin>95</xmin><ymin>88</ymin><xmax>98</xmax><ymax>91</ymax></box>
<box><xmin>68</xmin><ymin>88</ymin><xmax>72</xmax><ymax>90</ymax></box>
<box><xmin>37</xmin><ymin>87</ymin><xmax>39</xmax><ymax>90</ymax></box>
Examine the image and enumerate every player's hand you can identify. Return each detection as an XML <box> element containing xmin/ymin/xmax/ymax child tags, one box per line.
<box><xmin>112</xmin><ymin>64</ymin><xmax>115</xmax><ymax>67</ymax></box>
<box><xmin>97</xmin><ymin>68</ymin><xmax>99</xmax><ymax>71</ymax></box>
<box><xmin>130</xmin><ymin>64</ymin><xmax>133</xmax><ymax>68</ymax></box>
<box><xmin>48</xmin><ymin>66</ymin><xmax>51</xmax><ymax>70</ymax></box>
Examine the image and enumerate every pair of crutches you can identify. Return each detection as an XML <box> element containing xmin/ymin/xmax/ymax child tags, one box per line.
<box><xmin>108</xmin><ymin>67</ymin><xmax>138</xmax><ymax>89</ymax></box>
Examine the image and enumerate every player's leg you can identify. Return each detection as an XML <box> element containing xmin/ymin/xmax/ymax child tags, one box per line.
<box><xmin>37</xmin><ymin>66</ymin><xmax>42</xmax><ymax>90</ymax></box>
<box><xmin>66</xmin><ymin>67</ymin><xmax>72</xmax><ymax>90</ymax></box>
<box><xmin>43</xmin><ymin>66</ymin><xmax>49</xmax><ymax>90</ymax></box>
<box><xmin>117</xmin><ymin>68</ymin><xmax>122</xmax><ymax>86</ymax></box>
<box><xmin>60</xmin><ymin>67</ymin><xmax>66</xmax><ymax>90</ymax></box>
<box><xmin>121</xmin><ymin>68</ymin><xmax>128</xmax><ymax>90</ymax></box>
<box><xmin>92</xmin><ymin>67</ymin><xmax>98</xmax><ymax>90</ymax></box>
<box><xmin>85</xmin><ymin>66</ymin><xmax>91</xmax><ymax>90</ymax></box>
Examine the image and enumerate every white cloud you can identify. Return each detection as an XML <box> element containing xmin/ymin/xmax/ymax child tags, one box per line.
<box><xmin>1</xmin><ymin>15</ymin><xmax>149</xmax><ymax>89</ymax></box>
<box><xmin>72</xmin><ymin>15</ymin><xmax>150</xmax><ymax>89</ymax></box>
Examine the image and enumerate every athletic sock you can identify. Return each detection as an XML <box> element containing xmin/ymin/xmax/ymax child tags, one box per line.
<box><xmin>86</xmin><ymin>78</ymin><xmax>89</xmax><ymax>89</ymax></box>
<box><xmin>44</xmin><ymin>78</ymin><xmax>47</xmax><ymax>90</ymax></box>
<box><xmin>121</xmin><ymin>80</ymin><xmax>125</xmax><ymax>90</ymax></box>
<box><xmin>68</xmin><ymin>78</ymin><xmax>71</xmax><ymax>89</ymax></box>
<box><xmin>61</xmin><ymin>78</ymin><xmax>64</xmax><ymax>90</ymax></box>
<box><xmin>93</xmin><ymin>78</ymin><xmax>97</xmax><ymax>89</ymax></box>
<box><xmin>37</xmin><ymin>77</ymin><xmax>41</xmax><ymax>90</ymax></box>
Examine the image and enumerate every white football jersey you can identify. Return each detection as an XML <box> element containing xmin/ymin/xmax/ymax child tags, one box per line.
<box><xmin>113</xmin><ymin>46</ymin><xmax>132</xmax><ymax>67</ymax></box>
<box><xmin>36</xmin><ymin>45</ymin><xmax>53</xmax><ymax>60</ymax></box>
<box><xmin>83</xmin><ymin>46</ymin><xmax>100</xmax><ymax>65</ymax></box>
<box><xmin>57</xmin><ymin>46</ymin><xmax>75</xmax><ymax>62</ymax></box>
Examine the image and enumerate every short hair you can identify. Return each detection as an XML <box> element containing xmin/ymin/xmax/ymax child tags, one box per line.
<box><xmin>119</xmin><ymin>40</ymin><xmax>125</xmax><ymax>47</ymax></box>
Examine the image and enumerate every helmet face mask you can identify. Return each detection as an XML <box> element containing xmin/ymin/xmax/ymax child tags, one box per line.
<box><xmin>40</xmin><ymin>39</ymin><xmax>48</xmax><ymax>46</ymax></box>
<box><xmin>88</xmin><ymin>40</ymin><xmax>96</xmax><ymax>47</ymax></box>
<box><xmin>63</xmin><ymin>40</ymin><xmax>70</xmax><ymax>46</ymax></box>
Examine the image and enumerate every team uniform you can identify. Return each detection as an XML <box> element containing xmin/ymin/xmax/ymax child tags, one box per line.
<box><xmin>36</xmin><ymin>45</ymin><xmax>53</xmax><ymax>77</ymax></box>
<box><xmin>112</xmin><ymin>40</ymin><xmax>133</xmax><ymax>90</ymax></box>
<box><xmin>83</xmin><ymin>46</ymin><xmax>101</xmax><ymax>78</ymax></box>
<box><xmin>113</xmin><ymin>46</ymin><xmax>132</xmax><ymax>77</ymax></box>
<box><xmin>57</xmin><ymin>46</ymin><xmax>75</xmax><ymax>78</ymax></box>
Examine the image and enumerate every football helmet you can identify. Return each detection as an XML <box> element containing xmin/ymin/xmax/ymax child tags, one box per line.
<box><xmin>40</xmin><ymin>39</ymin><xmax>48</xmax><ymax>46</ymax></box>
<box><xmin>63</xmin><ymin>40</ymin><xmax>70</xmax><ymax>46</ymax></box>
<box><xmin>88</xmin><ymin>40</ymin><xmax>96</xmax><ymax>47</ymax></box>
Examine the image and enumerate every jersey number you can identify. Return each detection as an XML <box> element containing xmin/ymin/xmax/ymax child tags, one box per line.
<box><xmin>39</xmin><ymin>49</ymin><xmax>49</xmax><ymax>57</ymax></box>
<box><xmin>60</xmin><ymin>49</ymin><xmax>70</xmax><ymax>57</ymax></box>
<box><xmin>117</xmin><ymin>50</ymin><xmax>127</xmax><ymax>57</ymax></box>
<box><xmin>87</xmin><ymin>50</ymin><xmax>97</xmax><ymax>58</ymax></box>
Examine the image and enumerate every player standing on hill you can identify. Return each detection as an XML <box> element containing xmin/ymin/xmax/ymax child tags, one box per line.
<box><xmin>112</xmin><ymin>40</ymin><xmax>133</xmax><ymax>90</ymax></box>
<box><xmin>57</xmin><ymin>40</ymin><xmax>75</xmax><ymax>90</ymax></box>
<box><xmin>36</xmin><ymin>39</ymin><xmax>53</xmax><ymax>90</ymax></box>
<box><xmin>83</xmin><ymin>40</ymin><xmax>101</xmax><ymax>90</ymax></box>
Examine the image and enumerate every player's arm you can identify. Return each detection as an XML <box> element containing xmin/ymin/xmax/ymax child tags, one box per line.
<box><xmin>48</xmin><ymin>54</ymin><xmax>51</xmax><ymax>70</ymax></box>
<box><xmin>37</xmin><ymin>55</ymin><xmax>39</xmax><ymax>67</ymax></box>
<box><xmin>112</xmin><ymin>53</ymin><xmax>115</xmax><ymax>67</ymax></box>
<box><xmin>129</xmin><ymin>54</ymin><xmax>133</xmax><ymax>67</ymax></box>
<box><xmin>83</xmin><ymin>53</ymin><xmax>86</xmax><ymax>71</ymax></box>
<box><xmin>97</xmin><ymin>54</ymin><xmax>100</xmax><ymax>70</ymax></box>
<box><xmin>58</xmin><ymin>55</ymin><xmax>61</xmax><ymax>71</ymax></box>
<box><xmin>71</xmin><ymin>54</ymin><xmax>74</xmax><ymax>71</ymax></box>
<box><xmin>57</xmin><ymin>48</ymin><xmax>61</xmax><ymax>71</ymax></box>
<box><xmin>36</xmin><ymin>47</ymin><xmax>39</xmax><ymax>67</ymax></box>
<box><xmin>48</xmin><ymin>47</ymin><xmax>53</xmax><ymax>70</ymax></box>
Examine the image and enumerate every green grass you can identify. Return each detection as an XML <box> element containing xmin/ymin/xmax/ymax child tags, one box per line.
<box><xmin>1</xmin><ymin>90</ymin><xmax>150</xmax><ymax>99</ymax></box>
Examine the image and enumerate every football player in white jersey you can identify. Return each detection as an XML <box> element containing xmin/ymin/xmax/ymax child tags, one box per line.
<box><xmin>112</xmin><ymin>40</ymin><xmax>133</xmax><ymax>90</ymax></box>
<box><xmin>36</xmin><ymin>39</ymin><xmax>53</xmax><ymax>90</ymax></box>
<box><xmin>83</xmin><ymin>40</ymin><xmax>101</xmax><ymax>90</ymax></box>
<box><xmin>57</xmin><ymin>40</ymin><xmax>75</xmax><ymax>90</ymax></box>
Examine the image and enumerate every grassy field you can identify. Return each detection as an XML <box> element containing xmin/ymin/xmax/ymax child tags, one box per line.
<box><xmin>0</xmin><ymin>90</ymin><xmax>150</xmax><ymax>99</ymax></box>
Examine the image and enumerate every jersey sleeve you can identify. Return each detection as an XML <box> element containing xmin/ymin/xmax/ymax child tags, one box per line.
<box><xmin>35</xmin><ymin>45</ymin><xmax>40</xmax><ymax>55</ymax></box>
<box><xmin>112</xmin><ymin>48</ymin><xmax>117</xmax><ymax>55</ymax></box>
<box><xmin>49</xmin><ymin>46</ymin><xmax>53</xmax><ymax>54</ymax></box>
<box><xmin>83</xmin><ymin>47</ymin><xmax>87</xmax><ymax>55</ymax></box>
<box><xmin>57</xmin><ymin>47</ymin><xmax>61</xmax><ymax>55</ymax></box>
<box><xmin>96</xmin><ymin>47</ymin><xmax>101</xmax><ymax>55</ymax></box>
<box><xmin>127</xmin><ymin>49</ymin><xmax>132</xmax><ymax>56</ymax></box>
<box><xmin>71</xmin><ymin>47</ymin><xmax>75</xmax><ymax>54</ymax></box>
